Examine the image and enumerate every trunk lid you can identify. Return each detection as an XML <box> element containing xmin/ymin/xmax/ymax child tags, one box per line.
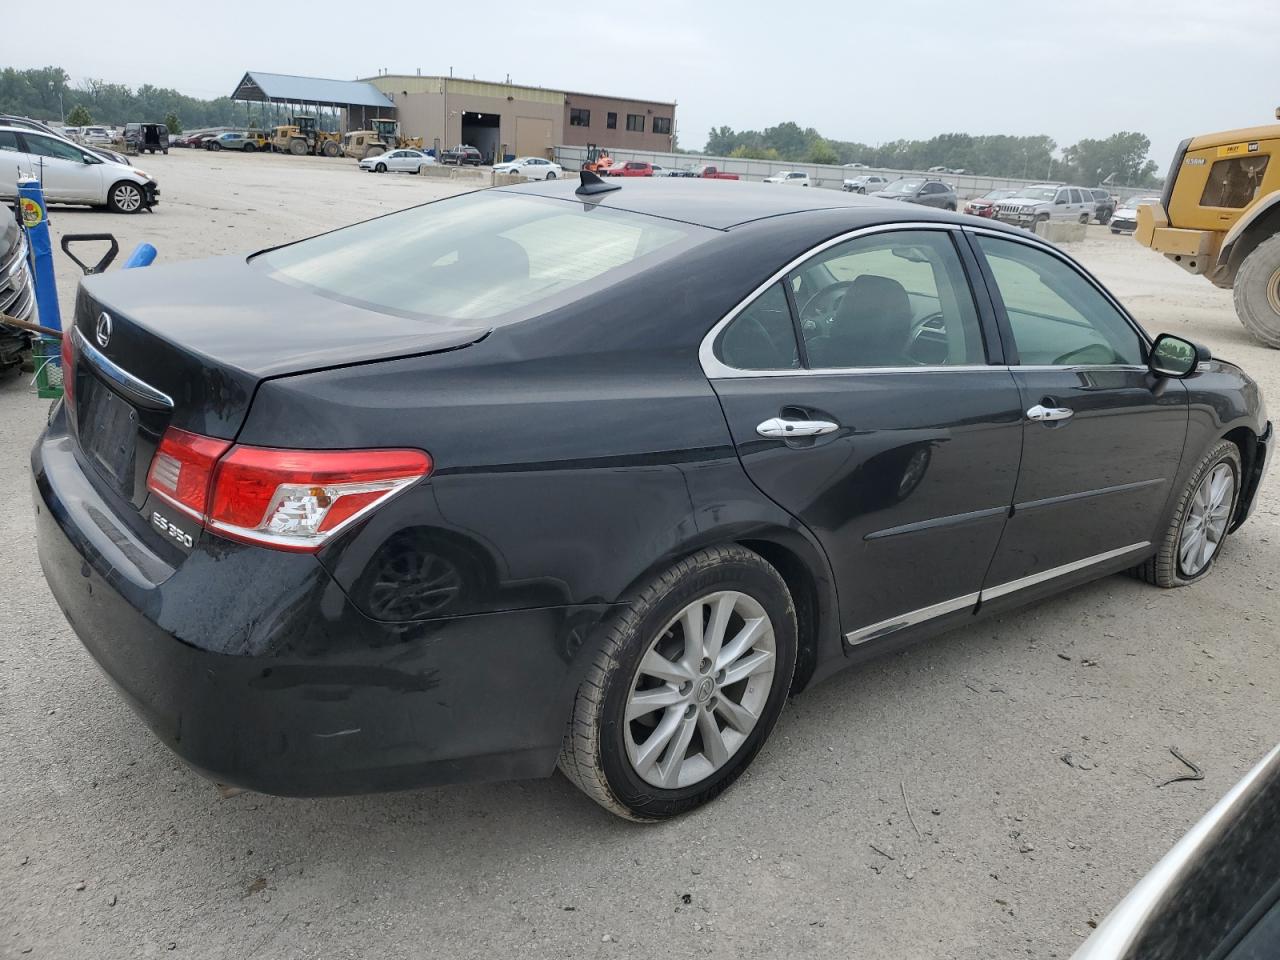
<box><xmin>68</xmin><ymin>255</ymin><xmax>488</xmax><ymax>510</ymax></box>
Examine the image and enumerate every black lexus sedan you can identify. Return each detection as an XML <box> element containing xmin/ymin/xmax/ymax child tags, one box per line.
<box><xmin>33</xmin><ymin>176</ymin><xmax>1271</xmax><ymax>821</ymax></box>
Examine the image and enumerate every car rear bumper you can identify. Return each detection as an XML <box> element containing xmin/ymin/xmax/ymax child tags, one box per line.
<box><xmin>32</xmin><ymin>413</ymin><xmax>614</xmax><ymax>796</ymax></box>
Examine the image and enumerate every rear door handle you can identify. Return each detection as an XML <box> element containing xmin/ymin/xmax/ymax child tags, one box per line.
<box><xmin>756</xmin><ymin>417</ymin><xmax>840</xmax><ymax>438</ymax></box>
<box><xmin>1026</xmin><ymin>404</ymin><xmax>1074</xmax><ymax>423</ymax></box>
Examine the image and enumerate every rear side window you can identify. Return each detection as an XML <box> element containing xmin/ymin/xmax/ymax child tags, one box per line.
<box><xmin>1200</xmin><ymin>156</ymin><xmax>1270</xmax><ymax>208</ymax></box>
<box><xmin>792</xmin><ymin>230</ymin><xmax>984</xmax><ymax>368</ymax></box>
<box><xmin>259</xmin><ymin>192</ymin><xmax>703</xmax><ymax>323</ymax></box>
<box><xmin>716</xmin><ymin>283</ymin><xmax>798</xmax><ymax>370</ymax></box>
<box><xmin>977</xmin><ymin>235</ymin><xmax>1143</xmax><ymax>366</ymax></box>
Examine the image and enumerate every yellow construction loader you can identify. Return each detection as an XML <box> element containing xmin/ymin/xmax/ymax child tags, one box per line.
<box><xmin>342</xmin><ymin>119</ymin><xmax>423</xmax><ymax>160</ymax></box>
<box><xmin>270</xmin><ymin>116</ymin><xmax>342</xmax><ymax>158</ymax></box>
<box><xmin>1136</xmin><ymin>109</ymin><xmax>1280</xmax><ymax>346</ymax></box>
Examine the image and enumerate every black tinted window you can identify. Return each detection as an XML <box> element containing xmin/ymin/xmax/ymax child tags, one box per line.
<box><xmin>978</xmin><ymin>236</ymin><xmax>1143</xmax><ymax>366</ymax></box>
<box><xmin>716</xmin><ymin>283</ymin><xmax>798</xmax><ymax>370</ymax></box>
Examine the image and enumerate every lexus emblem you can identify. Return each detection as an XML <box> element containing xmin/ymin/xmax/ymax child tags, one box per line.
<box><xmin>95</xmin><ymin>312</ymin><xmax>112</xmax><ymax>348</ymax></box>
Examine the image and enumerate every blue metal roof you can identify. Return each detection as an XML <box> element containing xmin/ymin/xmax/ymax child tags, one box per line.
<box><xmin>231</xmin><ymin>72</ymin><xmax>393</xmax><ymax>109</ymax></box>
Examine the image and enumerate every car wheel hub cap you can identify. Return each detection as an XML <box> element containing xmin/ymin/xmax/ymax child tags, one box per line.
<box><xmin>1178</xmin><ymin>463</ymin><xmax>1234</xmax><ymax>577</ymax></box>
<box><xmin>623</xmin><ymin>591</ymin><xmax>776</xmax><ymax>790</ymax></box>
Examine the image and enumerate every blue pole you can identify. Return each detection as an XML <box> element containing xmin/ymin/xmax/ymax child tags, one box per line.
<box><xmin>17</xmin><ymin>177</ymin><xmax>61</xmax><ymax>336</ymax></box>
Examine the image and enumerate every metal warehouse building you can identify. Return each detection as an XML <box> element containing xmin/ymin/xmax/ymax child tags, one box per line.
<box><xmin>360</xmin><ymin>73</ymin><xmax>677</xmax><ymax>161</ymax></box>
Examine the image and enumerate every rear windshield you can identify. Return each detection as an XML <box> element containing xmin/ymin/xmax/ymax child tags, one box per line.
<box><xmin>257</xmin><ymin>191</ymin><xmax>703</xmax><ymax>322</ymax></box>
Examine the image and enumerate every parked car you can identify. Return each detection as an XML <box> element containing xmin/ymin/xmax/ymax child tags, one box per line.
<box><xmin>79</xmin><ymin>126</ymin><xmax>112</xmax><ymax>145</ymax></box>
<box><xmin>1110</xmin><ymin>196</ymin><xmax>1161</xmax><ymax>235</ymax></box>
<box><xmin>668</xmin><ymin>165</ymin><xmax>701</xmax><ymax>178</ymax></box>
<box><xmin>843</xmin><ymin>174</ymin><xmax>888</xmax><ymax>194</ymax></box>
<box><xmin>440</xmin><ymin>144</ymin><xmax>482</xmax><ymax>166</ymax></box>
<box><xmin>992</xmin><ymin>184</ymin><xmax>1096</xmax><ymax>229</ymax></box>
<box><xmin>0</xmin><ymin>124</ymin><xmax>158</xmax><ymax>213</ymax></box>
<box><xmin>206</xmin><ymin>132</ymin><xmax>261</xmax><ymax>152</ymax></box>
<box><xmin>964</xmin><ymin>188</ymin><xmax>1019</xmax><ymax>218</ymax></box>
<box><xmin>651</xmin><ymin>164</ymin><xmax>675</xmax><ymax>176</ymax></box>
<box><xmin>0</xmin><ymin>208</ymin><xmax>35</xmax><ymax>372</ymax></box>
<box><xmin>0</xmin><ymin>115</ymin><xmax>128</xmax><ymax>165</ymax></box>
<box><xmin>1090</xmin><ymin>187</ymin><xmax>1117</xmax><ymax>225</ymax></box>
<box><xmin>360</xmin><ymin>149</ymin><xmax>436</xmax><ymax>174</ymax></box>
<box><xmin>492</xmin><ymin>156</ymin><xmax>562</xmax><ymax>180</ymax></box>
<box><xmin>123</xmin><ymin>122</ymin><xmax>169</xmax><ymax>155</ymax></box>
<box><xmin>693</xmin><ymin>165</ymin><xmax>739</xmax><ymax>180</ymax></box>
<box><xmin>1075</xmin><ymin>744</ymin><xmax>1280</xmax><ymax>960</ymax></box>
<box><xmin>33</xmin><ymin>180</ymin><xmax>1270</xmax><ymax>821</ymax></box>
<box><xmin>870</xmin><ymin>177</ymin><xmax>958</xmax><ymax>210</ymax></box>
<box><xmin>606</xmin><ymin>161</ymin><xmax>655</xmax><ymax>177</ymax></box>
<box><xmin>764</xmin><ymin>171</ymin><xmax>810</xmax><ymax>187</ymax></box>
<box><xmin>843</xmin><ymin>162</ymin><xmax>867</xmax><ymax>169</ymax></box>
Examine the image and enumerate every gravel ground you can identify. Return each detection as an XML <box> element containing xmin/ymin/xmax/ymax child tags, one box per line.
<box><xmin>1</xmin><ymin>151</ymin><xmax>1277</xmax><ymax>959</ymax></box>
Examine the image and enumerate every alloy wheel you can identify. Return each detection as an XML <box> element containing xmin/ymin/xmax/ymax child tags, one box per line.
<box><xmin>624</xmin><ymin>591</ymin><xmax>776</xmax><ymax>789</ymax></box>
<box><xmin>1178</xmin><ymin>463</ymin><xmax>1235</xmax><ymax>577</ymax></box>
<box><xmin>113</xmin><ymin>184</ymin><xmax>142</xmax><ymax>212</ymax></box>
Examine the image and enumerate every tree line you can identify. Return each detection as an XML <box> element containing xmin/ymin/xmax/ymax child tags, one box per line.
<box><xmin>1</xmin><ymin>65</ymin><xmax>247</xmax><ymax>131</ymax></box>
<box><xmin>705</xmin><ymin>122</ymin><xmax>1162</xmax><ymax>187</ymax></box>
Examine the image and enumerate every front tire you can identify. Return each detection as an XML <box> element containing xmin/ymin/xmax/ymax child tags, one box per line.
<box><xmin>107</xmin><ymin>181</ymin><xmax>144</xmax><ymax>214</ymax></box>
<box><xmin>374</xmin><ymin>162</ymin><xmax>387</xmax><ymax>173</ymax></box>
<box><xmin>559</xmin><ymin>545</ymin><xmax>797</xmax><ymax>821</ymax></box>
<box><xmin>1233</xmin><ymin>233</ymin><xmax>1280</xmax><ymax>348</ymax></box>
<box><xmin>1135</xmin><ymin>440</ymin><xmax>1242</xmax><ymax>587</ymax></box>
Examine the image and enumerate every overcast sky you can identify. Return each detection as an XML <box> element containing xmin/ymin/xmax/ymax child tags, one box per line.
<box><xmin>12</xmin><ymin>0</ymin><xmax>1279</xmax><ymax>171</ymax></box>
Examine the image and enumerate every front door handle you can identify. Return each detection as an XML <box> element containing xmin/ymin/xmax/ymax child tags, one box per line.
<box><xmin>1026</xmin><ymin>404</ymin><xmax>1074</xmax><ymax>423</ymax></box>
<box><xmin>756</xmin><ymin>417</ymin><xmax>840</xmax><ymax>439</ymax></box>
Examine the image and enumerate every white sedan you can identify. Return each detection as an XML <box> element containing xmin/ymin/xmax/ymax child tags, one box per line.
<box><xmin>492</xmin><ymin>156</ymin><xmax>563</xmax><ymax>180</ymax></box>
<box><xmin>359</xmin><ymin>149</ymin><xmax>436</xmax><ymax>174</ymax></box>
<box><xmin>763</xmin><ymin>171</ymin><xmax>811</xmax><ymax>187</ymax></box>
<box><xmin>0</xmin><ymin>124</ymin><xmax>158</xmax><ymax>213</ymax></box>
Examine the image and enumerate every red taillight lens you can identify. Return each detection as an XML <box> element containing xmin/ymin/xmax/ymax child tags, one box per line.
<box><xmin>145</xmin><ymin>427</ymin><xmax>432</xmax><ymax>553</ymax></box>
<box><xmin>146</xmin><ymin>428</ymin><xmax>232</xmax><ymax>519</ymax></box>
<box><xmin>60</xmin><ymin>330</ymin><xmax>75</xmax><ymax>408</ymax></box>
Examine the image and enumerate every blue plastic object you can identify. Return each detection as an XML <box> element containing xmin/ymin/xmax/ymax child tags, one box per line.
<box><xmin>123</xmin><ymin>242</ymin><xmax>157</xmax><ymax>269</ymax></box>
<box><xmin>17</xmin><ymin>178</ymin><xmax>60</xmax><ymax>334</ymax></box>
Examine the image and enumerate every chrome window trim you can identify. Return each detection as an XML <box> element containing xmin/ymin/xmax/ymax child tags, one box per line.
<box><xmin>73</xmin><ymin>327</ymin><xmax>174</xmax><ymax>410</ymax></box>
<box><xmin>699</xmin><ymin>221</ymin><xmax>970</xmax><ymax>380</ymax></box>
<box><xmin>843</xmin><ymin>541</ymin><xmax>1152</xmax><ymax>647</ymax></box>
<box><xmin>961</xmin><ymin>224</ymin><xmax>1154</xmax><ymax>355</ymax></box>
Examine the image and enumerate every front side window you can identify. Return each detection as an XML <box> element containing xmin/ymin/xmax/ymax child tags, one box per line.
<box><xmin>977</xmin><ymin>235</ymin><xmax>1143</xmax><ymax>366</ymax></box>
<box><xmin>793</xmin><ymin>230</ymin><xmax>985</xmax><ymax>369</ymax></box>
<box><xmin>606</xmin><ymin>112</ymin><xmax>617</xmax><ymax>130</ymax></box>
<box><xmin>653</xmin><ymin>117</ymin><xmax>672</xmax><ymax>135</ymax></box>
<box><xmin>715</xmin><ymin>283</ymin><xmax>798</xmax><ymax>370</ymax></box>
<box><xmin>22</xmin><ymin>134</ymin><xmax>85</xmax><ymax>161</ymax></box>
<box><xmin>0</xmin><ymin>131</ymin><xmax>20</xmax><ymax>153</ymax></box>
<box><xmin>626</xmin><ymin>114</ymin><xmax>644</xmax><ymax>133</ymax></box>
<box><xmin>1200</xmin><ymin>156</ymin><xmax>1269</xmax><ymax>209</ymax></box>
<box><xmin>569</xmin><ymin>108</ymin><xmax>590</xmax><ymax>127</ymax></box>
<box><xmin>259</xmin><ymin>192</ymin><xmax>703</xmax><ymax>324</ymax></box>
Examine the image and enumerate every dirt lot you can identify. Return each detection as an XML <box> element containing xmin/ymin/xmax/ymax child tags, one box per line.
<box><xmin>1</xmin><ymin>150</ymin><xmax>1277</xmax><ymax>960</ymax></box>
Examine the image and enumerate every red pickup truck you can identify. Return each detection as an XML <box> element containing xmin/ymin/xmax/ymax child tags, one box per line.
<box><xmin>695</xmin><ymin>165</ymin><xmax>739</xmax><ymax>180</ymax></box>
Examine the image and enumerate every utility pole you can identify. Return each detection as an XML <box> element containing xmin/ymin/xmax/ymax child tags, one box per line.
<box><xmin>49</xmin><ymin>81</ymin><xmax>64</xmax><ymax>124</ymax></box>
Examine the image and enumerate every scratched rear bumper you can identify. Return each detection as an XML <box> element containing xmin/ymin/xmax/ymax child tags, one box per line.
<box><xmin>32</xmin><ymin>418</ymin><xmax>606</xmax><ymax>796</ymax></box>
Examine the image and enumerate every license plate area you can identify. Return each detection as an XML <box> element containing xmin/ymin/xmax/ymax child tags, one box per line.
<box><xmin>78</xmin><ymin>375</ymin><xmax>141</xmax><ymax>500</ymax></box>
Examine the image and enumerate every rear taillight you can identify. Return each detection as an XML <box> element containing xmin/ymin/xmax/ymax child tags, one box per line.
<box><xmin>146</xmin><ymin>428</ymin><xmax>232</xmax><ymax>520</ymax></box>
<box><xmin>145</xmin><ymin>427</ymin><xmax>431</xmax><ymax>552</ymax></box>
<box><xmin>60</xmin><ymin>330</ymin><xmax>76</xmax><ymax>409</ymax></box>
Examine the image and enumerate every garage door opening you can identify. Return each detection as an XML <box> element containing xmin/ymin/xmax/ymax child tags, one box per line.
<box><xmin>461</xmin><ymin>111</ymin><xmax>501</xmax><ymax>164</ymax></box>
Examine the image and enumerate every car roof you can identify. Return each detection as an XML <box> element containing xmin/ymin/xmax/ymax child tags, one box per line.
<box><xmin>495</xmin><ymin>177</ymin><xmax>1007</xmax><ymax>231</ymax></box>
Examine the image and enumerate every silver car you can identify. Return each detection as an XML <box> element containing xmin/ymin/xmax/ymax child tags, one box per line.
<box><xmin>359</xmin><ymin>149</ymin><xmax>436</xmax><ymax>174</ymax></box>
<box><xmin>994</xmin><ymin>184</ymin><xmax>1097</xmax><ymax>229</ymax></box>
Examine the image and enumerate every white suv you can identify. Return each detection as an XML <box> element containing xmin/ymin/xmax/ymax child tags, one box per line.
<box><xmin>993</xmin><ymin>184</ymin><xmax>1096</xmax><ymax>230</ymax></box>
<box><xmin>0</xmin><ymin>125</ymin><xmax>158</xmax><ymax>213</ymax></box>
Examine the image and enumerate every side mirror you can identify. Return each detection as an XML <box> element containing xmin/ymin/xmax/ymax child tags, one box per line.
<box><xmin>1149</xmin><ymin>333</ymin><xmax>1209</xmax><ymax>378</ymax></box>
<box><xmin>1055</xmin><ymin>198</ymin><xmax>1066</xmax><ymax>205</ymax></box>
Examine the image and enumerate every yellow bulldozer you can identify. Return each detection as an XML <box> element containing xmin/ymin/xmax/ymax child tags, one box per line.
<box><xmin>1136</xmin><ymin>108</ymin><xmax>1280</xmax><ymax>347</ymax></box>
<box><xmin>270</xmin><ymin>116</ymin><xmax>342</xmax><ymax>158</ymax></box>
<box><xmin>341</xmin><ymin>119</ymin><xmax>423</xmax><ymax>160</ymax></box>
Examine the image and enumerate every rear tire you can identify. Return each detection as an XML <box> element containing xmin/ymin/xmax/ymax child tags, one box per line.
<box><xmin>1233</xmin><ymin>233</ymin><xmax>1280</xmax><ymax>348</ymax></box>
<box><xmin>546</xmin><ymin>171</ymin><xmax>556</xmax><ymax>179</ymax></box>
<box><xmin>1134</xmin><ymin>440</ymin><xmax>1242</xmax><ymax>587</ymax></box>
<box><xmin>1079</xmin><ymin>213</ymin><xmax>1090</xmax><ymax>224</ymax></box>
<box><xmin>1098</xmin><ymin>211</ymin><xmax>1112</xmax><ymax>225</ymax></box>
<box><xmin>559</xmin><ymin>545</ymin><xmax>797</xmax><ymax>821</ymax></box>
<box><xmin>243</xmin><ymin>143</ymin><xmax>255</xmax><ymax>153</ymax></box>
